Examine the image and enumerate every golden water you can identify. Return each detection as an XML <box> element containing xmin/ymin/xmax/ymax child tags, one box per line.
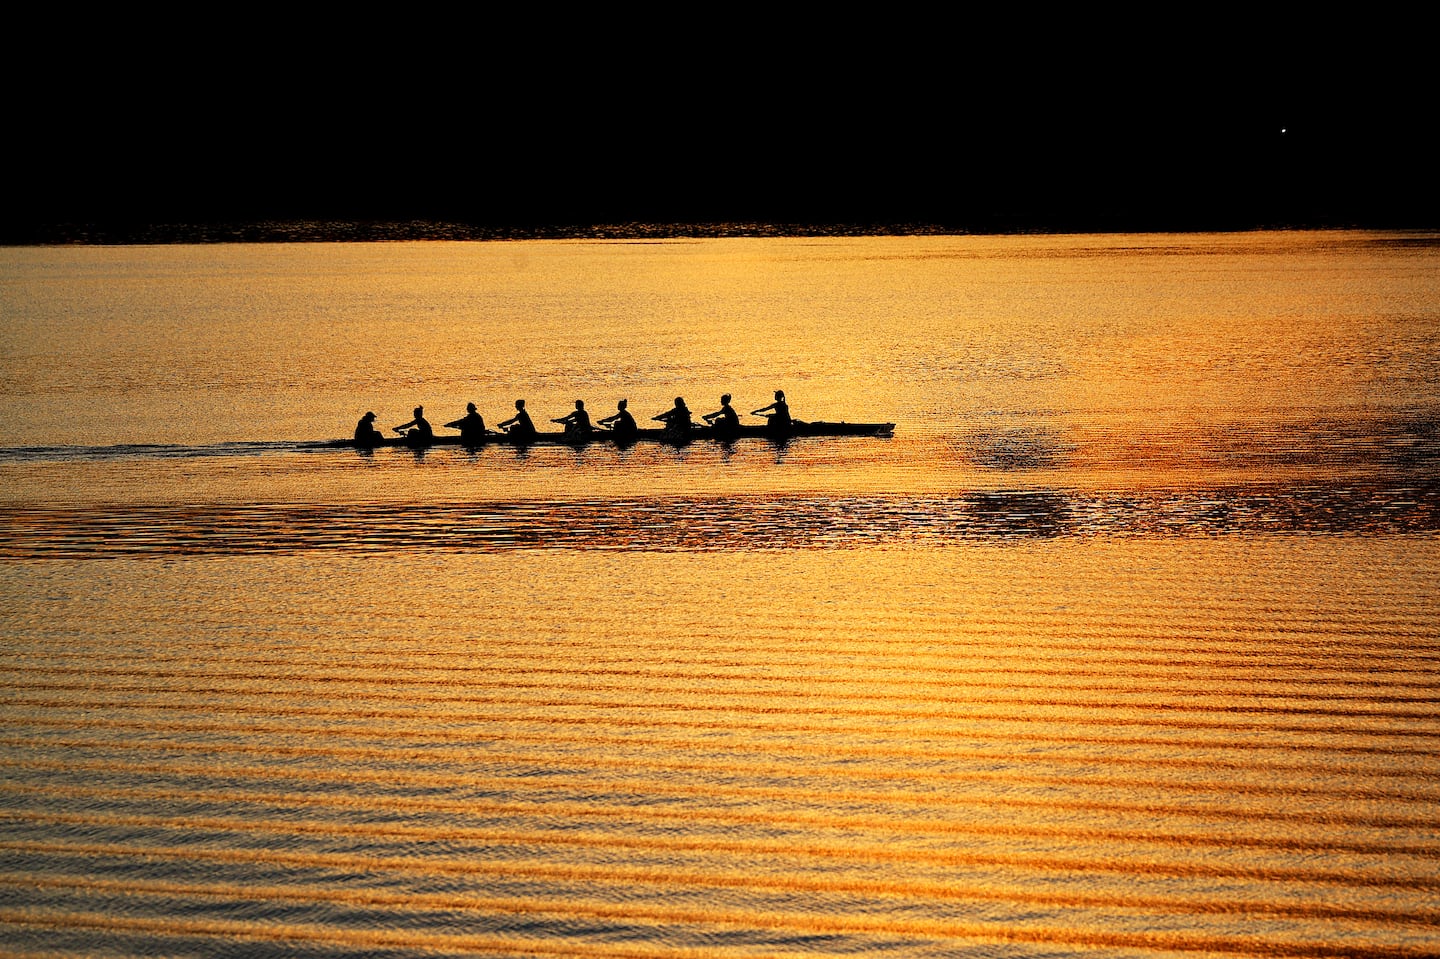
<box><xmin>1</xmin><ymin>232</ymin><xmax>1437</xmax><ymax>957</ymax></box>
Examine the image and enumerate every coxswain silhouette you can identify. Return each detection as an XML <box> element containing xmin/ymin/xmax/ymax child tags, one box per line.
<box><xmin>552</xmin><ymin>399</ymin><xmax>594</xmax><ymax>437</ymax></box>
<box><xmin>444</xmin><ymin>402</ymin><xmax>488</xmax><ymax>445</ymax></box>
<box><xmin>354</xmin><ymin>411</ymin><xmax>383</xmax><ymax>446</ymax></box>
<box><xmin>498</xmin><ymin>399</ymin><xmax>537</xmax><ymax>439</ymax></box>
<box><xmin>702</xmin><ymin>393</ymin><xmax>741</xmax><ymax>439</ymax></box>
<box><xmin>393</xmin><ymin>406</ymin><xmax>433</xmax><ymax>443</ymax></box>
<box><xmin>752</xmin><ymin>390</ymin><xmax>792</xmax><ymax>432</ymax></box>
<box><xmin>598</xmin><ymin>399</ymin><xmax>638</xmax><ymax>441</ymax></box>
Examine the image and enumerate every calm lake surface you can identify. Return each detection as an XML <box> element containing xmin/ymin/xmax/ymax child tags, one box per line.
<box><xmin>1</xmin><ymin>231</ymin><xmax>1438</xmax><ymax>958</ymax></box>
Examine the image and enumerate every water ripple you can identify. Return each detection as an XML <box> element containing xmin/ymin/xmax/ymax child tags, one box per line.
<box><xmin>2</xmin><ymin>483</ymin><xmax>1437</xmax><ymax>557</ymax></box>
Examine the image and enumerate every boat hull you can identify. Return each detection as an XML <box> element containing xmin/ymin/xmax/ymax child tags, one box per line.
<box><xmin>338</xmin><ymin>421</ymin><xmax>895</xmax><ymax>449</ymax></box>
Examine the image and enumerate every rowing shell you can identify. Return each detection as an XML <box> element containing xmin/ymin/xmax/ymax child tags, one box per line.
<box><xmin>337</xmin><ymin>421</ymin><xmax>896</xmax><ymax>449</ymax></box>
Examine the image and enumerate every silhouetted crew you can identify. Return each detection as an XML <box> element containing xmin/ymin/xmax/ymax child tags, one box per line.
<box><xmin>598</xmin><ymin>399</ymin><xmax>638</xmax><ymax>441</ymax></box>
<box><xmin>393</xmin><ymin>406</ymin><xmax>433</xmax><ymax>441</ymax></box>
<box><xmin>752</xmin><ymin>390</ymin><xmax>792</xmax><ymax>432</ymax></box>
<box><xmin>552</xmin><ymin>400</ymin><xmax>593</xmax><ymax>437</ymax></box>
<box><xmin>498</xmin><ymin>399</ymin><xmax>537</xmax><ymax>438</ymax></box>
<box><xmin>703</xmin><ymin>393</ymin><xmax>741</xmax><ymax>438</ymax></box>
<box><xmin>444</xmin><ymin>402</ymin><xmax>488</xmax><ymax>445</ymax></box>
<box><xmin>354</xmin><ymin>411</ymin><xmax>384</xmax><ymax>445</ymax></box>
<box><xmin>653</xmin><ymin>396</ymin><xmax>693</xmax><ymax>437</ymax></box>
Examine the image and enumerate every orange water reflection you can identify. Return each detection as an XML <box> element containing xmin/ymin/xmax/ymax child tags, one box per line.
<box><xmin>3</xmin><ymin>540</ymin><xmax>1437</xmax><ymax>955</ymax></box>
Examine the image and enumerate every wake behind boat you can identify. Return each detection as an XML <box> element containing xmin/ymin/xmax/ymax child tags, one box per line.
<box><xmin>336</xmin><ymin>420</ymin><xmax>896</xmax><ymax>450</ymax></box>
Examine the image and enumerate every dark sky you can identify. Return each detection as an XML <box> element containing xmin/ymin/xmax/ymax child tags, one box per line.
<box><xmin>7</xmin><ymin>23</ymin><xmax>1433</xmax><ymax>238</ymax></box>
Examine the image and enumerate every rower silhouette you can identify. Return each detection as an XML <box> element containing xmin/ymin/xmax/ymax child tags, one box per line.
<box><xmin>354</xmin><ymin>411</ymin><xmax>383</xmax><ymax>446</ymax></box>
<box><xmin>702</xmin><ymin>393</ymin><xmax>741</xmax><ymax>439</ymax></box>
<box><xmin>393</xmin><ymin>406</ymin><xmax>433</xmax><ymax>443</ymax></box>
<box><xmin>653</xmin><ymin>396</ymin><xmax>694</xmax><ymax>439</ymax></box>
<box><xmin>444</xmin><ymin>402</ymin><xmax>488</xmax><ymax>445</ymax></box>
<box><xmin>752</xmin><ymin>390</ymin><xmax>792</xmax><ymax>433</ymax></box>
<box><xmin>498</xmin><ymin>399</ymin><xmax>537</xmax><ymax>439</ymax></box>
<box><xmin>598</xmin><ymin>399</ymin><xmax>638</xmax><ymax>442</ymax></box>
<box><xmin>552</xmin><ymin>400</ymin><xmax>593</xmax><ymax>438</ymax></box>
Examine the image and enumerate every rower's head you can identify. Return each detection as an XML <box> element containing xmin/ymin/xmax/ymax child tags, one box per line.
<box><xmin>414</xmin><ymin>406</ymin><xmax>424</xmax><ymax>417</ymax></box>
<box><xmin>466</xmin><ymin>402</ymin><xmax>477</xmax><ymax>413</ymax></box>
<box><xmin>362</xmin><ymin>411</ymin><xmax>376</xmax><ymax>422</ymax></box>
<box><xmin>515</xmin><ymin>399</ymin><xmax>525</xmax><ymax>409</ymax></box>
<box><xmin>721</xmin><ymin>394</ymin><xmax>731</xmax><ymax>404</ymax></box>
<box><xmin>774</xmin><ymin>390</ymin><xmax>785</xmax><ymax>401</ymax></box>
<box><xmin>675</xmin><ymin>397</ymin><xmax>687</xmax><ymax>407</ymax></box>
<box><xmin>617</xmin><ymin>399</ymin><xmax>627</xmax><ymax>410</ymax></box>
<box><xmin>575</xmin><ymin>400</ymin><xmax>584</xmax><ymax>409</ymax></box>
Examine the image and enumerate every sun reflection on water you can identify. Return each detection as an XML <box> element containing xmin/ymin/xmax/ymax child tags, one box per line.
<box><xmin>2</xmin><ymin>232</ymin><xmax>1438</xmax><ymax>957</ymax></box>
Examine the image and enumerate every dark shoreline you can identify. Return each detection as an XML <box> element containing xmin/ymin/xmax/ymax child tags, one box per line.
<box><xmin>7</xmin><ymin>217</ymin><xmax>1439</xmax><ymax>246</ymax></box>
<box><xmin>7</xmin><ymin>220</ymin><xmax>958</xmax><ymax>246</ymax></box>
<box><xmin>11</xmin><ymin>218</ymin><xmax>1440</xmax><ymax>244</ymax></box>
